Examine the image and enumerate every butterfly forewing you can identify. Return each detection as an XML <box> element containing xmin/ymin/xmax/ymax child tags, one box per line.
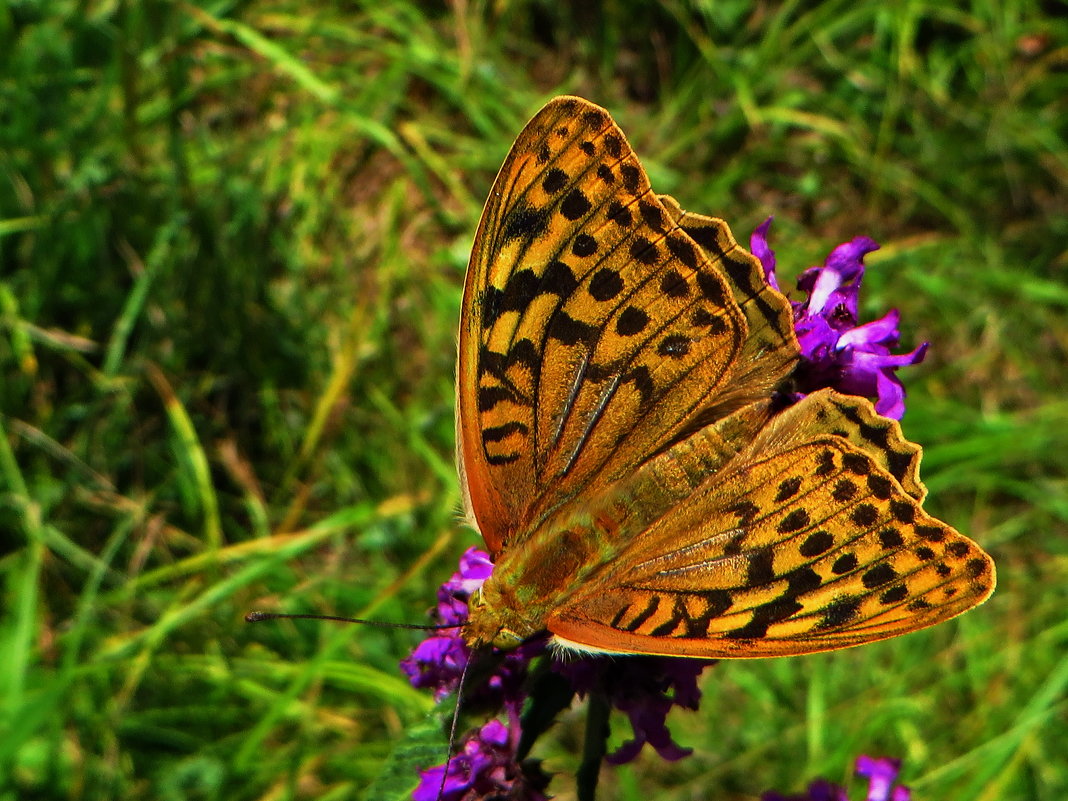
<box><xmin>657</xmin><ymin>194</ymin><xmax>798</xmax><ymax>384</ymax></box>
<box><xmin>458</xmin><ymin>97</ymin><xmax>796</xmax><ymax>552</ymax></box>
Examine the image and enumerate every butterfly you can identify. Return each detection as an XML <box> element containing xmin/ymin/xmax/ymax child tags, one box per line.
<box><xmin>455</xmin><ymin>96</ymin><xmax>994</xmax><ymax>659</ymax></box>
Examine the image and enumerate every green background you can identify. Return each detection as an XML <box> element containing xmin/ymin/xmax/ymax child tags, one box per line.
<box><xmin>2</xmin><ymin>1</ymin><xmax>1066</xmax><ymax>799</ymax></box>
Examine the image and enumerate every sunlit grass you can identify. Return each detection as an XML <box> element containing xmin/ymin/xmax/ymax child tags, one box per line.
<box><xmin>1</xmin><ymin>1</ymin><xmax>1065</xmax><ymax>799</ymax></box>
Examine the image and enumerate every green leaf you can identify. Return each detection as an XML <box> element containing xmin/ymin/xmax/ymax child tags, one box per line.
<box><xmin>364</xmin><ymin>712</ymin><xmax>449</xmax><ymax>801</ymax></box>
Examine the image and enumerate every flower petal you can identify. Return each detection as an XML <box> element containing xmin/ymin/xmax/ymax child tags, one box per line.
<box><xmin>751</xmin><ymin>217</ymin><xmax>780</xmax><ymax>290</ymax></box>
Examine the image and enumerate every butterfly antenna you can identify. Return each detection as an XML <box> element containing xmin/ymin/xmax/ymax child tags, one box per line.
<box><xmin>244</xmin><ymin>611</ymin><xmax>462</xmax><ymax>631</ymax></box>
<box><xmin>438</xmin><ymin>650</ymin><xmax>473</xmax><ymax>801</ymax></box>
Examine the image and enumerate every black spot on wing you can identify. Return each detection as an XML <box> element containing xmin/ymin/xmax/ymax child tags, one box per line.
<box><xmin>890</xmin><ymin>500</ymin><xmax>915</xmax><ymax>524</ymax></box>
<box><xmin>616</xmin><ymin>306</ymin><xmax>649</xmax><ymax>336</ymax></box>
<box><xmin>833</xmin><ymin>479</ymin><xmax>858</xmax><ymax>502</ymax></box>
<box><xmin>660</xmin><ymin>269</ymin><xmax>689</xmax><ymax>298</ymax></box>
<box><xmin>666</xmin><ymin>233</ymin><xmax>699</xmax><ymax>269</ymax></box>
<box><xmin>777</xmin><ymin>508</ymin><xmax>810</xmax><ymax>533</ymax></box>
<box><xmin>691</xmin><ymin>307</ymin><xmax>727</xmax><ymax>333</ymax></box>
<box><xmin>589</xmin><ymin>268</ymin><xmax>624</xmax><ymax>301</ymax></box>
<box><xmin>878</xmin><ymin>527</ymin><xmax>904</xmax><ymax>549</ymax></box>
<box><xmin>879</xmin><ymin>585</ymin><xmax>909</xmax><ymax>604</ymax></box>
<box><xmin>862</xmin><ymin>563</ymin><xmax>898</xmax><ymax>589</ymax></box>
<box><xmin>729</xmin><ymin>501</ymin><xmax>760</xmax><ymax>523</ymax></box>
<box><xmin>800</xmin><ymin>530</ymin><xmax>834</xmax><ymax>557</ymax></box>
<box><xmin>503</xmin><ymin>202</ymin><xmax>549</xmax><ymax>242</ymax></box>
<box><xmin>946</xmin><ymin>541</ymin><xmax>970</xmax><ymax>558</ymax></box>
<box><xmin>746</xmin><ymin>548</ymin><xmax>775</xmax><ymax>586</ymax></box>
<box><xmin>582</xmin><ymin>108</ymin><xmax>608</xmax><ymax>130</ymax></box>
<box><xmin>681</xmin><ymin>222</ymin><xmax>723</xmax><ymax>251</ymax></box>
<box><xmin>916</xmin><ymin>525</ymin><xmax>946</xmax><ymax>543</ymax></box>
<box><xmin>657</xmin><ymin>334</ymin><xmax>690</xmax><ymax>358</ymax></box>
<box><xmin>571</xmin><ymin>234</ymin><xmax>598</xmax><ymax>258</ymax></box>
<box><xmin>481</xmin><ymin>286</ymin><xmax>504</xmax><ymax>328</ymax></box>
<box><xmin>548</xmin><ymin>312</ymin><xmax>597</xmax><ymax>347</ymax></box>
<box><xmin>607</xmin><ymin>200</ymin><xmax>632</xmax><ymax>226</ymax></box>
<box><xmin>784</xmin><ymin>566</ymin><xmax>822</xmax><ymax>597</ymax></box>
<box><xmin>639</xmin><ymin>200</ymin><xmax>666</xmax><ymax>232</ymax></box>
<box><xmin>623</xmin><ymin>365</ymin><xmax>654</xmax><ymax>408</ymax></box>
<box><xmin>775</xmin><ymin>477</ymin><xmax>803</xmax><ymax>502</ymax></box>
<box><xmin>850</xmin><ymin>503</ymin><xmax>878</xmax><ymax>527</ymax></box>
<box><xmin>629</xmin><ymin>236</ymin><xmax>659</xmax><ymax>265</ymax></box>
<box><xmin>500</xmin><ymin>269</ymin><xmax>539</xmax><ymax>314</ymax></box>
<box><xmin>818</xmin><ymin>596</ymin><xmax>861</xmax><ymax>629</ymax></box>
<box><xmin>843</xmin><ymin>453</ymin><xmax>870</xmax><ymax>475</ymax></box>
<box><xmin>482</xmin><ymin>420</ymin><xmax>529</xmax><ymax>444</ymax></box>
<box><xmin>727</xmin><ymin>597</ymin><xmax>802</xmax><ymax>640</ymax></box>
<box><xmin>542</xmin><ymin>168</ymin><xmax>568</xmax><ymax>194</ymax></box>
<box><xmin>886</xmin><ymin>450</ymin><xmax>914</xmax><ymax>487</ymax></box>
<box><xmin>831</xmin><ymin>553</ymin><xmax>858</xmax><ymax>574</ymax></box>
<box><xmin>560</xmin><ymin>189</ymin><xmax>592</xmax><ymax>221</ymax></box>
<box><xmin>543</xmin><ymin>260</ymin><xmax>579</xmax><ymax>296</ymax></box>
<box><xmin>696</xmin><ymin>271</ymin><xmax>727</xmax><ymax>305</ymax></box>
<box><xmin>603</xmin><ymin>133</ymin><xmax>623</xmax><ymax>159</ymax></box>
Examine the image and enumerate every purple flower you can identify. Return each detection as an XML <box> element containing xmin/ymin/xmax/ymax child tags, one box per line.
<box><xmin>403</xmin><ymin>549</ymin><xmax>715</xmax><ymax>797</ymax></box>
<box><xmin>761</xmin><ymin>754</ymin><xmax>911</xmax><ymax>801</ymax></box>
<box><xmin>400</xmin><ymin>548</ymin><xmax>539</xmax><ymax>710</ymax></box>
<box><xmin>400</xmin><ymin>548</ymin><xmax>490</xmax><ymax>702</ymax></box>
<box><xmin>554</xmin><ymin>655</ymin><xmax>712</xmax><ymax>764</ymax></box>
<box><xmin>751</xmin><ymin>219</ymin><xmax>928</xmax><ymax>419</ymax></box>
<box><xmin>855</xmin><ymin>755</ymin><xmax>911</xmax><ymax>801</ymax></box>
<box><xmin>412</xmin><ymin>719</ymin><xmax>548</xmax><ymax>801</ymax></box>
<box><xmin>752</xmin><ymin>217</ymin><xmax>781</xmax><ymax>292</ymax></box>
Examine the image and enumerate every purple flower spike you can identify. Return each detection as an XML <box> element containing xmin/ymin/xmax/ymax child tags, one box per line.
<box><xmin>412</xmin><ymin>719</ymin><xmax>547</xmax><ymax>801</ymax></box>
<box><xmin>762</xmin><ymin>754</ymin><xmax>910</xmax><ymax>801</ymax></box>
<box><xmin>752</xmin><ymin>220</ymin><xmax>928</xmax><ymax>419</ymax></box>
<box><xmin>555</xmin><ymin>656</ymin><xmax>713</xmax><ymax>764</ymax></box>
<box><xmin>856</xmin><ymin>755</ymin><xmax>910</xmax><ymax>801</ymax></box>
<box><xmin>400</xmin><ymin>548</ymin><xmax>489</xmax><ymax>701</ymax></box>
<box><xmin>403</xmin><ymin>552</ymin><xmax>716</xmax><ymax>796</ymax></box>
<box><xmin>400</xmin><ymin>548</ymin><xmax>541</xmax><ymax>711</ymax></box>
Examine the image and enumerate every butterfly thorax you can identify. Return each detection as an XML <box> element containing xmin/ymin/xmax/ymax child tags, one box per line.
<box><xmin>463</xmin><ymin>501</ymin><xmax>637</xmax><ymax>650</ymax></box>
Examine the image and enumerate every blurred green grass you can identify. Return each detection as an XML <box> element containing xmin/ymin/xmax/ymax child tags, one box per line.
<box><xmin>2</xmin><ymin>1</ymin><xmax>1066</xmax><ymax>799</ymax></box>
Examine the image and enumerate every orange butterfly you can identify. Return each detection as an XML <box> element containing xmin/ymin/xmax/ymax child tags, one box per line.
<box><xmin>454</xmin><ymin>96</ymin><xmax>994</xmax><ymax>660</ymax></box>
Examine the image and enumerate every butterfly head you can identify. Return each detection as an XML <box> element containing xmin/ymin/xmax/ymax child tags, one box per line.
<box><xmin>464</xmin><ymin>585</ymin><xmax>528</xmax><ymax>651</ymax></box>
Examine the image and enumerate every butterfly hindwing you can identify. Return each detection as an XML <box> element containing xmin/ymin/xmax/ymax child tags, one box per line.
<box><xmin>546</xmin><ymin>390</ymin><xmax>995</xmax><ymax>658</ymax></box>
<box><xmin>458</xmin><ymin>97</ymin><xmax>797</xmax><ymax>553</ymax></box>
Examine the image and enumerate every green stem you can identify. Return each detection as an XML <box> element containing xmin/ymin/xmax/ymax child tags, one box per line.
<box><xmin>577</xmin><ymin>692</ymin><xmax>611</xmax><ymax>801</ymax></box>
